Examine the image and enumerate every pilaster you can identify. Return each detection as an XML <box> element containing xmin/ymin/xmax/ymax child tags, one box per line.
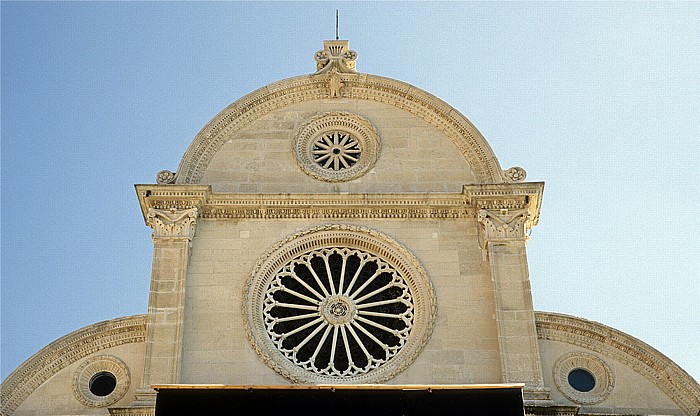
<box><xmin>119</xmin><ymin>186</ymin><xmax>208</xmax><ymax>411</ymax></box>
<box><xmin>128</xmin><ymin>207</ymin><xmax>198</xmax><ymax>409</ymax></box>
<box><xmin>465</xmin><ymin>183</ymin><xmax>551</xmax><ymax>404</ymax></box>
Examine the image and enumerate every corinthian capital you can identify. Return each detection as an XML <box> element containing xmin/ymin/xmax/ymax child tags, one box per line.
<box><xmin>147</xmin><ymin>207</ymin><xmax>198</xmax><ymax>239</ymax></box>
<box><xmin>477</xmin><ymin>208</ymin><xmax>529</xmax><ymax>243</ymax></box>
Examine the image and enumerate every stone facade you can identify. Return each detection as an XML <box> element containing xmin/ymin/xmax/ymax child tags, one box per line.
<box><xmin>3</xmin><ymin>40</ymin><xmax>699</xmax><ymax>416</ymax></box>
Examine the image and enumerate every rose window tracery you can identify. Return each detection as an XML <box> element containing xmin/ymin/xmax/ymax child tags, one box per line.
<box><xmin>293</xmin><ymin>112</ymin><xmax>379</xmax><ymax>182</ymax></box>
<box><xmin>264</xmin><ymin>247</ymin><xmax>413</xmax><ymax>377</ymax></box>
<box><xmin>245</xmin><ymin>226</ymin><xmax>436</xmax><ymax>384</ymax></box>
<box><xmin>311</xmin><ymin>132</ymin><xmax>361</xmax><ymax>171</ymax></box>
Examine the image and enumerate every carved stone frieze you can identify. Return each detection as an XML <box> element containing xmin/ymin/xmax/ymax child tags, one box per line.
<box><xmin>146</xmin><ymin>207</ymin><xmax>198</xmax><ymax>239</ymax></box>
<box><xmin>109</xmin><ymin>408</ymin><xmax>155</xmax><ymax>416</ymax></box>
<box><xmin>535</xmin><ymin>312</ymin><xmax>700</xmax><ymax>416</ymax></box>
<box><xmin>136</xmin><ymin>184</ymin><xmax>544</xmax><ymax>224</ymax></box>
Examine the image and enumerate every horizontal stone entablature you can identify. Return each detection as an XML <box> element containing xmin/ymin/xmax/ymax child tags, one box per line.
<box><xmin>134</xmin><ymin>183</ymin><xmax>543</xmax><ymax>225</ymax></box>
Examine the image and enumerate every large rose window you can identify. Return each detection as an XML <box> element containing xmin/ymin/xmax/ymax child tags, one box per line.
<box><xmin>245</xmin><ymin>226</ymin><xmax>435</xmax><ymax>383</ymax></box>
<box><xmin>265</xmin><ymin>247</ymin><xmax>412</xmax><ymax>377</ymax></box>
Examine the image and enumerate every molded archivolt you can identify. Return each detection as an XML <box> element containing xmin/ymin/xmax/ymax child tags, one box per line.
<box><xmin>0</xmin><ymin>315</ymin><xmax>146</xmax><ymax>415</ymax></box>
<box><xmin>173</xmin><ymin>73</ymin><xmax>506</xmax><ymax>185</ymax></box>
<box><xmin>535</xmin><ymin>311</ymin><xmax>700</xmax><ymax>416</ymax></box>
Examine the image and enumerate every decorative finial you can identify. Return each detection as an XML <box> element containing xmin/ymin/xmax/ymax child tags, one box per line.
<box><xmin>336</xmin><ymin>10</ymin><xmax>339</xmax><ymax>40</ymax></box>
<box><xmin>314</xmin><ymin>40</ymin><xmax>358</xmax><ymax>75</ymax></box>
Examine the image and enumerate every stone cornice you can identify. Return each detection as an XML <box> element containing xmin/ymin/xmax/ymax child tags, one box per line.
<box><xmin>1</xmin><ymin>315</ymin><xmax>147</xmax><ymax>415</ymax></box>
<box><xmin>171</xmin><ymin>73</ymin><xmax>516</xmax><ymax>185</ymax></box>
<box><xmin>534</xmin><ymin>311</ymin><xmax>700</xmax><ymax>416</ymax></box>
<box><xmin>135</xmin><ymin>183</ymin><xmax>544</xmax><ymax>223</ymax></box>
<box><xmin>465</xmin><ymin>182</ymin><xmax>544</xmax><ymax>233</ymax></box>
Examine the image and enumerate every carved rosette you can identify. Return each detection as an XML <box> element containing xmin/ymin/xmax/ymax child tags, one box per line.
<box><xmin>504</xmin><ymin>167</ymin><xmax>527</xmax><ymax>183</ymax></box>
<box><xmin>146</xmin><ymin>207</ymin><xmax>198</xmax><ymax>239</ymax></box>
<box><xmin>156</xmin><ymin>170</ymin><xmax>176</xmax><ymax>184</ymax></box>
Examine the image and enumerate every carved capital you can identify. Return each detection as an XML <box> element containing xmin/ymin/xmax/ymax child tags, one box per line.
<box><xmin>477</xmin><ymin>208</ymin><xmax>529</xmax><ymax>243</ymax></box>
<box><xmin>146</xmin><ymin>207</ymin><xmax>198</xmax><ymax>239</ymax></box>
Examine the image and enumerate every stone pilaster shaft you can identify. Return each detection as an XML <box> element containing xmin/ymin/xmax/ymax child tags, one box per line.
<box><xmin>478</xmin><ymin>208</ymin><xmax>548</xmax><ymax>401</ymax></box>
<box><xmin>136</xmin><ymin>208</ymin><xmax>197</xmax><ymax>404</ymax></box>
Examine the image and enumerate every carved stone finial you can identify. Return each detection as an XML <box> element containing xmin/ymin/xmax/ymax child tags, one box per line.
<box><xmin>156</xmin><ymin>170</ymin><xmax>176</xmax><ymax>184</ymax></box>
<box><xmin>146</xmin><ymin>207</ymin><xmax>198</xmax><ymax>239</ymax></box>
<box><xmin>504</xmin><ymin>166</ymin><xmax>527</xmax><ymax>183</ymax></box>
<box><xmin>314</xmin><ymin>40</ymin><xmax>358</xmax><ymax>75</ymax></box>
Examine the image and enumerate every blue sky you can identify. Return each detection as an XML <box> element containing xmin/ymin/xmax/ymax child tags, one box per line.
<box><xmin>2</xmin><ymin>2</ymin><xmax>698</xmax><ymax>383</ymax></box>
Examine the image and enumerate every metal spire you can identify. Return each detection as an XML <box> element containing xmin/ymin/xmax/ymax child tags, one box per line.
<box><xmin>335</xmin><ymin>10</ymin><xmax>339</xmax><ymax>40</ymax></box>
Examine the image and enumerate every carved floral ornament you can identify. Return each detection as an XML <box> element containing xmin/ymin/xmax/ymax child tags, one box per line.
<box><xmin>244</xmin><ymin>225</ymin><xmax>436</xmax><ymax>384</ymax></box>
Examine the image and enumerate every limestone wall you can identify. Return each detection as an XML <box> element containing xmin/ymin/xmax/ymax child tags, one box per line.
<box><xmin>179</xmin><ymin>218</ymin><xmax>502</xmax><ymax>385</ymax></box>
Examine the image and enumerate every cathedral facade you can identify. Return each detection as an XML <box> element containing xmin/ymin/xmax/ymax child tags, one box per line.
<box><xmin>2</xmin><ymin>40</ymin><xmax>698</xmax><ymax>416</ymax></box>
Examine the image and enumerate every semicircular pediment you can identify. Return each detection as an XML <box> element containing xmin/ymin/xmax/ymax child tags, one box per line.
<box><xmin>171</xmin><ymin>72</ymin><xmax>514</xmax><ymax>188</ymax></box>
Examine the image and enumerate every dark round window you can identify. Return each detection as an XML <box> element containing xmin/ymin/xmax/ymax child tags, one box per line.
<box><xmin>568</xmin><ymin>368</ymin><xmax>596</xmax><ymax>392</ymax></box>
<box><xmin>89</xmin><ymin>371</ymin><xmax>117</xmax><ymax>397</ymax></box>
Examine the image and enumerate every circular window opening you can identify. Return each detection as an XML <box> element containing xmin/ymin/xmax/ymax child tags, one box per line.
<box><xmin>568</xmin><ymin>368</ymin><xmax>596</xmax><ymax>392</ymax></box>
<box><xmin>89</xmin><ymin>371</ymin><xmax>117</xmax><ymax>397</ymax></box>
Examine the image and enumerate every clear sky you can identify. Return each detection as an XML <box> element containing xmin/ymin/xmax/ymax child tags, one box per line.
<box><xmin>2</xmin><ymin>2</ymin><xmax>698</xmax><ymax>384</ymax></box>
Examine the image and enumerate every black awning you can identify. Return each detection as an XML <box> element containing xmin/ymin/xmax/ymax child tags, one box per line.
<box><xmin>154</xmin><ymin>384</ymin><xmax>524</xmax><ymax>416</ymax></box>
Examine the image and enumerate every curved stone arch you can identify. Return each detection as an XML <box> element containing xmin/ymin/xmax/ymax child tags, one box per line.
<box><xmin>0</xmin><ymin>315</ymin><xmax>146</xmax><ymax>415</ymax></box>
<box><xmin>174</xmin><ymin>73</ymin><xmax>506</xmax><ymax>185</ymax></box>
<box><xmin>535</xmin><ymin>311</ymin><xmax>700</xmax><ymax>416</ymax></box>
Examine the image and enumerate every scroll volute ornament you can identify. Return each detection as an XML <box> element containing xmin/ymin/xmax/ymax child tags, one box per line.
<box><xmin>314</xmin><ymin>40</ymin><xmax>358</xmax><ymax>75</ymax></box>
